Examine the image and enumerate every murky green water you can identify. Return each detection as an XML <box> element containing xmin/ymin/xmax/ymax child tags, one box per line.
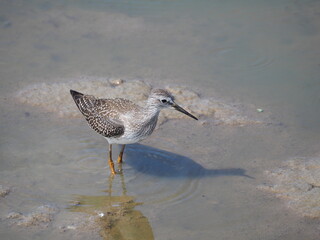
<box><xmin>1</xmin><ymin>0</ymin><xmax>320</xmax><ymax>239</ymax></box>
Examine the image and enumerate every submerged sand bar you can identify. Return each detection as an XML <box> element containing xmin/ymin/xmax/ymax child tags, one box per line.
<box><xmin>15</xmin><ymin>76</ymin><xmax>267</xmax><ymax>126</ymax></box>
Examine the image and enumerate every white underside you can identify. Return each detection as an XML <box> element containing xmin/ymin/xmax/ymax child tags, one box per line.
<box><xmin>104</xmin><ymin>135</ymin><xmax>146</xmax><ymax>145</ymax></box>
<box><xmin>104</xmin><ymin>126</ymin><xmax>149</xmax><ymax>144</ymax></box>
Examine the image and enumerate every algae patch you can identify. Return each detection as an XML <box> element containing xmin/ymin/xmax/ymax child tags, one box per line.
<box><xmin>64</xmin><ymin>173</ymin><xmax>154</xmax><ymax>240</ymax></box>
<box><xmin>67</xmin><ymin>194</ymin><xmax>154</xmax><ymax>240</ymax></box>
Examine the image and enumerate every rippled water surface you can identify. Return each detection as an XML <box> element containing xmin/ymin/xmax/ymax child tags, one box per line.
<box><xmin>1</xmin><ymin>0</ymin><xmax>320</xmax><ymax>239</ymax></box>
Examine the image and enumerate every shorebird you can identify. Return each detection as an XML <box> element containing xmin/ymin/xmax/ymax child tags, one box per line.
<box><xmin>70</xmin><ymin>88</ymin><xmax>198</xmax><ymax>174</ymax></box>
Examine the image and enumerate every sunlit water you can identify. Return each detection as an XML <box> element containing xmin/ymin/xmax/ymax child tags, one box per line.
<box><xmin>1</xmin><ymin>0</ymin><xmax>320</xmax><ymax>239</ymax></box>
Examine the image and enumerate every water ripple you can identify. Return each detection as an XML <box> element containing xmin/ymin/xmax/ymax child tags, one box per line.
<box><xmin>212</xmin><ymin>47</ymin><xmax>274</xmax><ymax>72</ymax></box>
<box><xmin>49</xmin><ymin>125</ymin><xmax>249</xmax><ymax>206</ymax></box>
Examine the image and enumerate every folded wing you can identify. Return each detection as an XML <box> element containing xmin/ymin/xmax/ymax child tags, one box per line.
<box><xmin>70</xmin><ymin>90</ymin><xmax>124</xmax><ymax>138</ymax></box>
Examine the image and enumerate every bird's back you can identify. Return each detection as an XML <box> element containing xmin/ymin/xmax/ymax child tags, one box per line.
<box><xmin>94</xmin><ymin>98</ymin><xmax>141</xmax><ymax>120</ymax></box>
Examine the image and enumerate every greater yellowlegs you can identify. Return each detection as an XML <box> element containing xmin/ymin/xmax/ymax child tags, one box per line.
<box><xmin>70</xmin><ymin>88</ymin><xmax>198</xmax><ymax>174</ymax></box>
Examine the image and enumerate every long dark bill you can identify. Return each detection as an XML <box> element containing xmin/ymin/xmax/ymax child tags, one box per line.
<box><xmin>173</xmin><ymin>103</ymin><xmax>198</xmax><ymax>120</ymax></box>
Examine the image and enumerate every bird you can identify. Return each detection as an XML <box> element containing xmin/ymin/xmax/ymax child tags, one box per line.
<box><xmin>70</xmin><ymin>88</ymin><xmax>198</xmax><ymax>174</ymax></box>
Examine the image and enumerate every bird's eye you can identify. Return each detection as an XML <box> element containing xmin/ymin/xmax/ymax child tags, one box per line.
<box><xmin>161</xmin><ymin>99</ymin><xmax>167</xmax><ymax>103</ymax></box>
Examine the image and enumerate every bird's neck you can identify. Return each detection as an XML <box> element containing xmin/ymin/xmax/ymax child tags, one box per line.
<box><xmin>129</xmin><ymin>105</ymin><xmax>160</xmax><ymax>138</ymax></box>
<box><xmin>142</xmin><ymin>104</ymin><xmax>161</xmax><ymax>122</ymax></box>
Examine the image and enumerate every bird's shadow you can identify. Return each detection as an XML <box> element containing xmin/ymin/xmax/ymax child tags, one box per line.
<box><xmin>122</xmin><ymin>144</ymin><xmax>253</xmax><ymax>179</ymax></box>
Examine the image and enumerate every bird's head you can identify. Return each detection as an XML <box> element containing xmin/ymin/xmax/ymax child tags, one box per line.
<box><xmin>148</xmin><ymin>89</ymin><xmax>198</xmax><ymax>120</ymax></box>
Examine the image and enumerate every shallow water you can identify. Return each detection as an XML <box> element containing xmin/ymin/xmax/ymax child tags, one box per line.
<box><xmin>1</xmin><ymin>0</ymin><xmax>320</xmax><ymax>239</ymax></box>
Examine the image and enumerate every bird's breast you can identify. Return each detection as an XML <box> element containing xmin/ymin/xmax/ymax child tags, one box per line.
<box><xmin>114</xmin><ymin>113</ymin><xmax>159</xmax><ymax>144</ymax></box>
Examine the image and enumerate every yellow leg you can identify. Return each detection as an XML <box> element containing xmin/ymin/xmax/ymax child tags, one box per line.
<box><xmin>117</xmin><ymin>144</ymin><xmax>126</xmax><ymax>163</ymax></box>
<box><xmin>108</xmin><ymin>144</ymin><xmax>116</xmax><ymax>175</ymax></box>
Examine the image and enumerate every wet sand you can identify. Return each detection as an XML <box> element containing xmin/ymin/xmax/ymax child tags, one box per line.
<box><xmin>15</xmin><ymin>77</ymin><xmax>269</xmax><ymax>126</ymax></box>
<box><xmin>259</xmin><ymin>155</ymin><xmax>320</xmax><ymax>218</ymax></box>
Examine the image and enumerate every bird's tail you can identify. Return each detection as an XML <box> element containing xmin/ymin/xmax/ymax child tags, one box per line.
<box><xmin>70</xmin><ymin>89</ymin><xmax>97</xmax><ymax>117</ymax></box>
<box><xmin>70</xmin><ymin>89</ymin><xmax>84</xmax><ymax>102</ymax></box>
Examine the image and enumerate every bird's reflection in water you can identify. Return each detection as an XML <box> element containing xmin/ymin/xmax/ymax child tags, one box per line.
<box><xmin>68</xmin><ymin>165</ymin><xmax>154</xmax><ymax>240</ymax></box>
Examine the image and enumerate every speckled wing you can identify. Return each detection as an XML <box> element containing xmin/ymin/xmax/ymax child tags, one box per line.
<box><xmin>70</xmin><ymin>90</ymin><xmax>124</xmax><ymax>138</ymax></box>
